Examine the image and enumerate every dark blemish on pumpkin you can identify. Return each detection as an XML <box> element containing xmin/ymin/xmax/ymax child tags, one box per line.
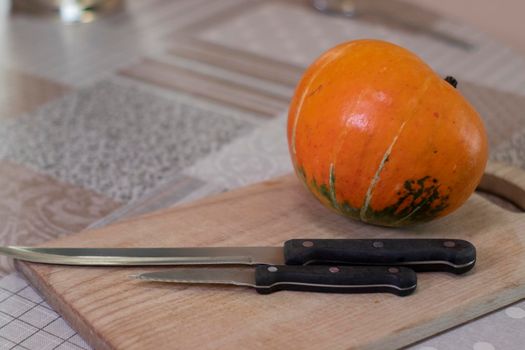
<box><xmin>307</xmin><ymin>84</ymin><xmax>323</xmax><ymax>97</ymax></box>
<box><xmin>433</xmin><ymin>150</ymin><xmax>438</xmax><ymax>154</ymax></box>
<box><xmin>433</xmin><ymin>112</ymin><xmax>440</xmax><ymax>118</ymax></box>
<box><xmin>365</xmin><ymin>175</ymin><xmax>450</xmax><ymax>226</ymax></box>
<box><xmin>444</xmin><ymin>76</ymin><xmax>458</xmax><ymax>88</ymax></box>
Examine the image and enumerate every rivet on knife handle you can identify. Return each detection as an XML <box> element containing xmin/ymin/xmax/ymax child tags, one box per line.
<box><xmin>283</xmin><ymin>239</ymin><xmax>476</xmax><ymax>274</ymax></box>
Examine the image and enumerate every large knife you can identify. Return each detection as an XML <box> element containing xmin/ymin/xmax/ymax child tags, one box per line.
<box><xmin>0</xmin><ymin>239</ymin><xmax>476</xmax><ymax>274</ymax></box>
<box><xmin>133</xmin><ymin>265</ymin><xmax>418</xmax><ymax>296</ymax></box>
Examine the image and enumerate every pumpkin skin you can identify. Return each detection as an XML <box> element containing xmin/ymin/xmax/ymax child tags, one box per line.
<box><xmin>287</xmin><ymin>39</ymin><xmax>488</xmax><ymax>227</ymax></box>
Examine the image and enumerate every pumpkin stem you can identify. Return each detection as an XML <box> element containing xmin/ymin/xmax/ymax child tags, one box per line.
<box><xmin>444</xmin><ymin>76</ymin><xmax>458</xmax><ymax>88</ymax></box>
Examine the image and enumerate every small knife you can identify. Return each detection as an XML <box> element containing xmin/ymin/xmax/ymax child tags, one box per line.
<box><xmin>133</xmin><ymin>265</ymin><xmax>418</xmax><ymax>296</ymax></box>
<box><xmin>0</xmin><ymin>239</ymin><xmax>476</xmax><ymax>274</ymax></box>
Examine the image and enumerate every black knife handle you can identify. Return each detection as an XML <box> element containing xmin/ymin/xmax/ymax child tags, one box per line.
<box><xmin>254</xmin><ymin>265</ymin><xmax>417</xmax><ymax>296</ymax></box>
<box><xmin>283</xmin><ymin>239</ymin><xmax>476</xmax><ymax>274</ymax></box>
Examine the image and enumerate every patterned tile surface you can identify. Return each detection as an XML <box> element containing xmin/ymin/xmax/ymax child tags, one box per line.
<box><xmin>197</xmin><ymin>1</ymin><xmax>525</xmax><ymax>94</ymax></box>
<box><xmin>0</xmin><ymin>69</ymin><xmax>69</xmax><ymax>119</ymax></box>
<box><xmin>493</xmin><ymin>126</ymin><xmax>525</xmax><ymax>169</ymax></box>
<box><xmin>0</xmin><ymin>275</ymin><xmax>85</xmax><ymax>350</ymax></box>
<box><xmin>0</xmin><ymin>79</ymin><xmax>254</xmax><ymax>202</ymax></box>
<box><xmin>86</xmin><ymin>173</ymin><xmax>213</xmax><ymax>230</ymax></box>
<box><xmin>183</xmin><ymin>113</ymin><xmax>292</xmax><ymax>190</ymax></box>
<box><xmin>0</xmin><ymin>161</ymin><xmax>120</xmax><ymax>276</ymax></box>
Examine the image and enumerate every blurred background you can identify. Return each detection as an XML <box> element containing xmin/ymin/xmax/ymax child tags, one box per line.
<box><xmin>0</xmin><ymin>1</ymin><xmax>525</xmax><ymax>350</ymax></box>
<box><xmin>405</xmin><ymin>0</ymin><xmax>525</xmax><ymax>55</ymax></box>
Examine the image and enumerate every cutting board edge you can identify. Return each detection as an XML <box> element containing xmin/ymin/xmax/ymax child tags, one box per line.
<box><xmin>15</xmin><ymin>260</ymin><xmax>114</xmax><ymax>350</ymax></box>
<box><xmin>367</xmin><ymin>283</ymin><xmax>525</xmax><ymax>350</ymax></box>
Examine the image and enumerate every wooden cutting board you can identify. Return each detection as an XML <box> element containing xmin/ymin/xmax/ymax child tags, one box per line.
<box><xmin>16</xmin><ymin>161</ymin><xmax>525</xmax><ymax>350</ymax></box>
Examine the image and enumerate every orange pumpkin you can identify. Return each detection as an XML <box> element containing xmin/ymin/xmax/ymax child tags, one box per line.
<box><xmin>287</xmin><ymin>39</ymin><xmax>488</xmax><ymax>227</ymax></box>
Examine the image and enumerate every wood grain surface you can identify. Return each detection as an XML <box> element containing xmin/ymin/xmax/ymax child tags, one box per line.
<box><xmin>0</xmin><ymin>160</ymin><xmax>120</xmax><ymax>277</ymax></box>
<box><xmin>15</xmin><ymin>161</ymin><xmax>525</xmax><ymax>350</ymax></box>
<box><xmin>120</xmin><ymin>58</ymin><xmax>288</xmax><ymax>118</ymax></box>
<box><xmin>0</xmin><ymin>69</ymin><xmax>69</xmax><ymax>119</ymax></box>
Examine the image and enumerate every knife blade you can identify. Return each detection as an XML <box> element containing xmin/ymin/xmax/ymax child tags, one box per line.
<box><xmin>133</xmin><ymin>265</ymin><xmax>418</xmax><ymax>296</ymax></box>
<box><xmin>0</xmin><ymin>239</ymin><xmax>476</xmax><ymax>274</ymax></box>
